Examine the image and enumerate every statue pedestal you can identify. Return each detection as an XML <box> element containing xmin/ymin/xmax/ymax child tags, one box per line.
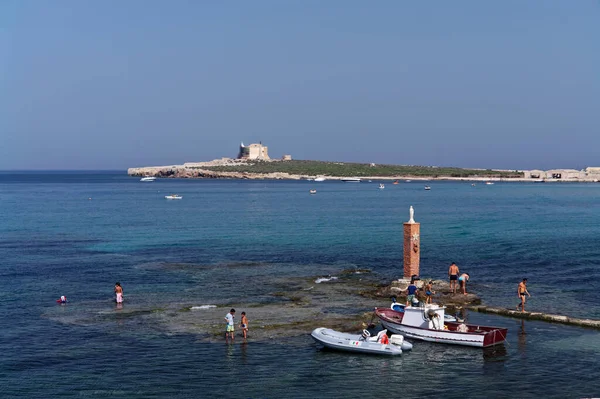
<box><xmin>403</xmin><ymin>222</ymin><xmax>420</xmax><ymax>278</ymax></box>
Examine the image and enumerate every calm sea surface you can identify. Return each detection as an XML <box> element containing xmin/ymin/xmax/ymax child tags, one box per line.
<box><xmin>1</xmin><ymin>172</ymin><xmax>599</xmax><ymax>398</ymax></box>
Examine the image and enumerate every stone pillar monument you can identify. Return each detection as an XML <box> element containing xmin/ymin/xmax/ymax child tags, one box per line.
<box><xmin>403</xmin><ymin>206</ymin><xmax>420</xmax><ymax>278</ymax></box>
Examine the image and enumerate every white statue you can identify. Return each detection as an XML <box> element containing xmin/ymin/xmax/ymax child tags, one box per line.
<box><xmin>408</xmin><ymin>206</ymin><xmax>415</xmax><ymax>223</ymax></box>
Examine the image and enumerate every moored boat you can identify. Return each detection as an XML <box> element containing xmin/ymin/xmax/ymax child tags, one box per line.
<box><xmin>140</xmin><ymin>176</ymin><xmax>156</xmax><ymax>182</ymax></box>
<box><xmin>309</xmin><ymin>189</ymin><xmax>317</xmax><ymax>194</ymax></box>
<box><xmin>375</xmin><ymin>305</ymin><xmax>507</xmax><ymax>348</ymax></box>
<box><xmin>314</xmin><ymin>177</ymin><xmax>326</xmax><ymax>182</ymax></box>
<box><xmin>424</xmin><ymin>186</ymin><xmax>431</xmax><ymax>190</ymax></box>
<box><xmin>379</xmin><ymin>183</ymin><xmax>385</xmax><ymax>189</ymax></box>
<box><xmin>341</xmin><ymin>177</ymin><xmax>361</xmax><ymax>182</ymax></box>
<box><xmin>311</xmin><ymin>327</ymin><xmax>412</xmax><ymax>355</ymax></box>
<box><xmin>165</xmin><ymin>194</ymin><xmax>182</xmax><ymax>200</ymax></box>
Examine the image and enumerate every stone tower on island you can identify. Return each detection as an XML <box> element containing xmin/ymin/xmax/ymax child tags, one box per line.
<box><xmin>237</xmin><ymin>142</ymin><xmax>270</xmax><ymax>160</ymax></box>
<box><xmin>403</xmin><ymin>206</ymin><xmax>420</xmax><ymax>279</ymax></box>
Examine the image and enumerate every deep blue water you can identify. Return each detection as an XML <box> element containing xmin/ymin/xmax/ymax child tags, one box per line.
<box><xmin>1</xmin><ymin>172</ymin><xmax>599</xmax><ymax>398</ymax></box>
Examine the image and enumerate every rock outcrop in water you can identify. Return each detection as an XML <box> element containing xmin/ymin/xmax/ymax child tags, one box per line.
<box><xmin>128</xmin><ymin>159</ymin><xmax>310</xmax><ymax>180</ymax></box>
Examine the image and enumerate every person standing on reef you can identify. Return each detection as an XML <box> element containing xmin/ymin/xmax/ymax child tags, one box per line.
<box><xmin>240</xmin><ymin>311</ymin><xmax>249</xmax><ymax>339</ymax></box>
<box><xmin>406</xmin><ymin>279</ymin><xmax>418</xmax><ymax>306</ymax></box>
<box><xmin>448</xmin><ymin>262</ymin><xmax>460</xmax><ymax>294</ymax></box>
<box><xmin>425</xmin><ymin>281</ymin><xmax>435</xmax><ymax>304</ymax></box>
<box><xmin>225</xmin><ymin>308</ymin><xmax>236</xmax><ymax>342</ymax></box>
<box><xmin>458</xmin><ymin>273</ymin><xmax>470</xmax><ymax>295</ymax></box>
<box><xmin>114</xmin><ymin>282</ymin><xmax>123</xmax><ymax>304</ymax></box>
<box><xmin>517</xmin><ymin>278</ymin><xmax>531</xmax><ymax>312</ymax></box>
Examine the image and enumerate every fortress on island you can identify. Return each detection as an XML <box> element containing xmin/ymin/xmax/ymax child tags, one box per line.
<box><xmin>237</xmin><ymin>142</ymin><xmax>270</xmax><ymax>160</ymax></box>
<box><xmin>127</xmin><ymin>141</ymin><xmax>600</xmax><ymax>182</ymax></box>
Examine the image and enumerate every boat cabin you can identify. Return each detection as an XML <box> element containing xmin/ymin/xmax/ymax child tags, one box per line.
<box><xmin>403</xmin><ymin>304</ymin><xmax>446</xmax><ymax>330</ymax></box>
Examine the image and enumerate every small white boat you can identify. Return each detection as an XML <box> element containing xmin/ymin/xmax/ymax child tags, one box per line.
<box><xmin>405</xmin><ymin>180</ymin><xmax>411</xmax><ymax>183</ymax></box>
<box><xmin>309</xmin><ymin>189</ymin><xmax>317</xmax><ymax>194</ymax></box>
<box><xmin>341</xmin><ymin>177</ymin><xmax>361</xmax><ymax>182</ymax></box>
<box><xmin>311</xmin><ymin>327</ymin><xmax>412</xmax><ymax>355</ymax></box>
<box><xmin>471</xmin><ymin>183</ymin><xmax>476</xmax><ymax>186</ymax></box>
<box><xmin>140</xmin><ymin>176</ymin><xmax>156</xmax><ymax>182</ymax></box>
<box><xmin>379</xmin><ymin>183</ymin><xmax>385</xmax><ymax>189</ymax></box>
<box><xmin>485</xmin><ymin>181</ymin><xmax>494</xmax><ymax>185</ymax></box>
<box><xmin>424</xmin><ymin>186</ymin><xmax>431</xmax><ymax>190</ymax></box>
<box><xmin>375</xmin><ymin>305</ymin><xmax>507</xmax><ymax>348</ymax></box>
<box><xmin>314</xmin><ymin>177</ymin><xmax>326</xmax><ymax>182</ymax></box>
<box><xmin>165</xmin><ymin>194</ymin><xmax>182</xmax><ymax>200</ymax></box>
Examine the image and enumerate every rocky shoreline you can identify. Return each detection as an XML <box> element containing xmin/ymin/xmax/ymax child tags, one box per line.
<box><xmin>128</xmin><ymin>159</ymin><xmax>600</xmax><ymax>182</ymax></box>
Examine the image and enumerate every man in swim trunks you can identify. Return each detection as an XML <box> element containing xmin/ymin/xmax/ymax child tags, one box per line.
<box><xmin>114</xmin><ymin>282</ymin><xmax>123</xmax><ymax>304</ymax></box>
<box><xmin>516</xmin><ymin>278</ymin><xmax>531</xmax><ymax>312</ymax></box>
<box><xmin>225</xmin><ymin>308</ymin><xmax>235</xmax><ymax>341</ymax></box>
<box><xmin>448</xmin><ymin>262</ymin><xmax>459</xmax><ymax>294</ymax></box>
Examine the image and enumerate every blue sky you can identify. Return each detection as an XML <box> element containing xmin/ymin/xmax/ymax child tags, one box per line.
<box><xmin>1</xmin><ymin>1</ymin><xmax>598</xmax><ymax>170</ymax></box>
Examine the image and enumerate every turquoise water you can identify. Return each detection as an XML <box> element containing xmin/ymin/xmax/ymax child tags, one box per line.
<box><xmin>1</xmin><ymin>172</ymin><xmax>599</xmax><ymax>398</ymax></box>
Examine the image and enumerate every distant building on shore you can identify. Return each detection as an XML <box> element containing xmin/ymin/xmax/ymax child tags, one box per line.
<box><xmin>238</xmin><ymin>142</ymin><xmax>270</xmax><ymax>160</ymax></box>
<box><xmin>523</xmin><ymin>167</ymin><xmax>600</xmax><ymax>181</ymax></box>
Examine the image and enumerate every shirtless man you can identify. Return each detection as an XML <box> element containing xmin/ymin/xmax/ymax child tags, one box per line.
<box><xmin>516</xmin><ymin>278</ymin><xmax>531</xmax><ymax>312</ymax></box>
<box><xmin>114</xmin><ymin>282</ymin><xmax>123</xmax><ymax>304</ymax></box>
<box><xmin>448</xmin><ymin>262</ymin><xmax>459</xmax><ymax>294</ymax></box>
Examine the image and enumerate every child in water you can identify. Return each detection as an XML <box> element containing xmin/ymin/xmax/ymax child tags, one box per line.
<box><xmin>240</xmin><ymin>311</ymin><xmax>249</xmax><ymax>339</ymax></box>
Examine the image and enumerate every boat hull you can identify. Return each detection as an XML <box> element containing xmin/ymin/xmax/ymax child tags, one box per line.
<box><xmin>375</xmin><ymin>308</ymin><xmax>507</xmax><ymax>348</ymax></box>
<box><xmin>311</xmin><ymin>328</ymin><xmax>406</xmax><ymax>355</ymax></box>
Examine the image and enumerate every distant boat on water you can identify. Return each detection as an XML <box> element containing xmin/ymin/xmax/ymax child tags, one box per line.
<box><xmin>309</xmin><ymin>189</ymin><xmax>317</xmax><ymax>194</ymax></box>
<box><xmin>393</xmin><ymin>180</ymin><xmax>399</xmax><ymax>185</ymax></box>
<box><xmin>314</xmin><ymin>177</ymin><xmax>326</xmax><ymax>182</ymax></box>
<box><xmin>140</xmin><ymin>176</ymin><xmax>156</xmax><ymax>182</ymax></box>
<box><xmin>165</xmin><ymin>194</ymin><xmax>182</xmax><ymax>200</ymax></box>
<box><xmin>341</xmin><ymin>178</ymin><xmax>361</xmax><ymax>182</ymax></box>
<box><xmin>379</xmin><ymin>183</ymin><xmax>385</xmax><ymax>189</ymax></box>
<box><xmin>424</xmin><ymin>186</ymin><xmax>431</xmax><ymax>190</ymax></box>
<box><xmin>485</xmin><ymin>182</ymin><xmax>495</xmax><ymax>185</ymax></box>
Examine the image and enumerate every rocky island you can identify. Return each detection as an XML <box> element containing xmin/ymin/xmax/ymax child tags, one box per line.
<box><xmin>127</xmin><ymin>142</ymin><xmax>600</xmax><ymax>182</ymax></box>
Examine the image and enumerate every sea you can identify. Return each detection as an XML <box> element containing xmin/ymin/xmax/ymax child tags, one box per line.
<box><xmin>1</xmin><ymin>171</ymin><xmax>599</xmax><ymax>398</ymax></box>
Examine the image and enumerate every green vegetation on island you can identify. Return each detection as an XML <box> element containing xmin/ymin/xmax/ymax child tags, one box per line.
<box><xmin>198</xmin><ymin>160</ymin><xmax>523</xmax><ymax>178</ymax></box>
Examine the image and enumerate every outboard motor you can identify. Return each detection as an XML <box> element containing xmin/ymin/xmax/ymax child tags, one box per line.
<box><xmin>361</xmin><ymin>329</ymin><xmax>371</xmax><ymax>341</ymax></box>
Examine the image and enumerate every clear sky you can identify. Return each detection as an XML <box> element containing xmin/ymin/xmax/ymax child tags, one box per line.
<box><xmin>1</xmin><ymin>1</ymin><xmax>598</xmax><ymax>170</ymax></box>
